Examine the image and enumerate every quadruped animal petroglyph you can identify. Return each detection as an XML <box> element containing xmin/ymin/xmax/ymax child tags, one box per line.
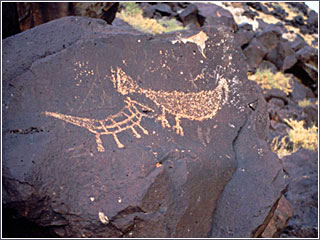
<box><xmin>45</xmin><ymin>31</ymin><xmax>230</xmax><ymax>152</ymax></box>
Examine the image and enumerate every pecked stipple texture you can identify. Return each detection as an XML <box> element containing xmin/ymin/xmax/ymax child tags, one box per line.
<box><xmin>3</xmin><ymin>16</ymin><xmax>286</xmax><ymax>237</ymax></box>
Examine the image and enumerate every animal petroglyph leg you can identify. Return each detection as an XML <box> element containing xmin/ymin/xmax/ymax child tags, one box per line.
<box><xmin>173</xmin><ymin>116</ymin><xmax>184</xmax><ymax>136</ymax></box>
<box><xmin>112</xmin><ymin>133</ymin><xmax>125</xmax><ymax>148</ymax></box>
<box><xmin>136</xmin><ymin>123</ymin><xmax>149</xmax><ymax>135</ymax></box>
<box><xmin>130</xmin><ymin>126</ymin><xmax>141</xmax><ymax>138</ymax></box>
<box><xmin>99</xmin><ymin>119</ymin><xmax>125</xmax><ymax>148</ymax></box>
<box><xmin>95</xmin><ymin>134</ymin><xmax>105</xmax><ymax>152</ymax></box>
<box><xmin>156</xmin><ymin>108</ymin><xmax>171</xmax><ymax>129</ymax></box>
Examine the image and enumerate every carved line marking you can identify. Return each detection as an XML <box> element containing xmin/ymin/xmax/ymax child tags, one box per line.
<box><xmin>45</xmin><ymin>97</ymin><xmax>154</xmax><ymax>152</ymax></box>
<box><xmin>74</xmin><ymin>61</ymin><xmax>109</xmax><ymax>112</ymax></box>
<box><xmin>111</xmin><ymin>67</ymin><xmax>229</xmax><ymax>136</ymax></box>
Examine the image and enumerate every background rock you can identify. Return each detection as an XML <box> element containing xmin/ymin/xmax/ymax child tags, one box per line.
<box><xmin>260</xmin><ymin>194</ymin><xmax>293</xmax><ymax>238</ymax></box>
<box><xmin>243</xmin><ymin>38</ymin><xmax>268</xmax><ymax>70</ymax></box>
<box><xmin>2</xmin><ymin>2</ymin><xmax>119</xmax><ymax>39</ymax></box>
<box><xmin>2</xmin><ymin>2</ymin><xmax>21</xmax><ymax>39</ymax></box>
<box><xmin>195</xmin><ymin>3</ymin><xmax>238</xmax><ymax>32</ymax></box>
<box><xmin>280</xmin><ymin>149</ymin><xmax>318</xmax><ymax>238</ymax></box>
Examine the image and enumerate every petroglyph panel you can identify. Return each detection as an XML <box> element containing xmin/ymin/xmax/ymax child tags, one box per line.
<box><xmin>43</xmin><ymin>28</ymin><xmax>245</xmax><ymax>153</ymax></box>
<box><xmin>45</xmin><ymin>63</ymin><xmax>229</xmax><ymax>151</ymax></box>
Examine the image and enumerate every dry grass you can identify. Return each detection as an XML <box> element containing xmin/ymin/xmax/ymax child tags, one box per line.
<box><xmin>298</xmin><ymin>99</ymin><xmax>313</xmax><ymax>108</ymax></box>
<box><xmin>285</xmin><ymin>119</ymin><xmax>318</xmax><ymax>151</ymax></box>
<box><xmin>271</xmin><ymin>136</ymin><xmax>293</xmax><ymax>158</ymax></box>
<box><xmin>271</xmin><ymin>119</ymin><xmax>318</xmax><ymax>158</ymax></box>
<box><xmin>248</xmin><ymin>69</ymin><xmax>292</xmax><ymax>95</ymax></box>
<box><xmin>117</xmin><ymin>2</ymin><xmax>185</xmax><ymax>35</ymax></box>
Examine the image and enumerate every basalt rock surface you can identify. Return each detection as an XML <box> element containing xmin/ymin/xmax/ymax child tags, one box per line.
<box><xmin>3</xmin><ymin>16</ymin><xmax>286</xmax><ymax>238</ymax></box>
<box><xmin>280</xmin><ymin>149</ymin><xmax>318</xmax><ymax>238</ymax></box>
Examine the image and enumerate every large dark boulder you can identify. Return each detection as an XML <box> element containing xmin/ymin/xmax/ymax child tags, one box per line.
<box><xmin>306</xmin><ymin>10</ymin><xmax>318</xmax><ymax>34</ymax></box>
<box><xmin>265</xmin><ymin>41</ymin><xmax>297</xmax><ymax>71</ymax></box>
<box><xmin>154</xmin><ymin>3</ymin><xmax>174</xmax><ymax>17</ymax></box>
<box><xmin>210</xmin><ymin>85</ymin><xmax>288</xmax><ymax>237</ymax></box>
<box><xmin>296</xmin><ymin>45</ymin><xmax>318</xmax><ymax>66</ymax></box>
<box><xmin>235</xmin><ymin>28</ymin><xmax>255</xmax><ymax>49</ymax></box>
<box><xmin>243</xmin><ymin>38</ymin><xmax>268</xmax><ymax>70</ymax></box>
<box><xmin>178</xmin><ymin>4</ymin><xmax>199</xmax><ymax>28</ymax></box>
<box><xmin>289</xmin><ymin>74</ymin><xmax>315</xmax><ymax>102</ymax></box>
<box><xmin>3</xmin><ymin>16</ymin><xmax>286</xmax><ymax>238</ymax></box>
<box><xmin>289</xmin><ymin>34</ymin><xmax>308</xmax><ymax>52</ymax></box>
<box><xmin>255</xmin><ymin>26</ymin><xmax>281</xmax><ymax>52</ymax></box>
<box><xmin>286</xmin><ymin>46</ymin><xmax>318</xmax><ymax>94</ymax></box>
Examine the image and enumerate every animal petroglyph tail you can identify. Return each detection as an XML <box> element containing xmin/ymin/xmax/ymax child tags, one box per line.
<box><xmin>45</xmin><ymin>97</ymin><xmax>154</xmax><ymax>152</ymax></box>
<box><xmin>111</xmin><ymin>67</ymin><xmax>229</xmax><ymax>136</ymax></box>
